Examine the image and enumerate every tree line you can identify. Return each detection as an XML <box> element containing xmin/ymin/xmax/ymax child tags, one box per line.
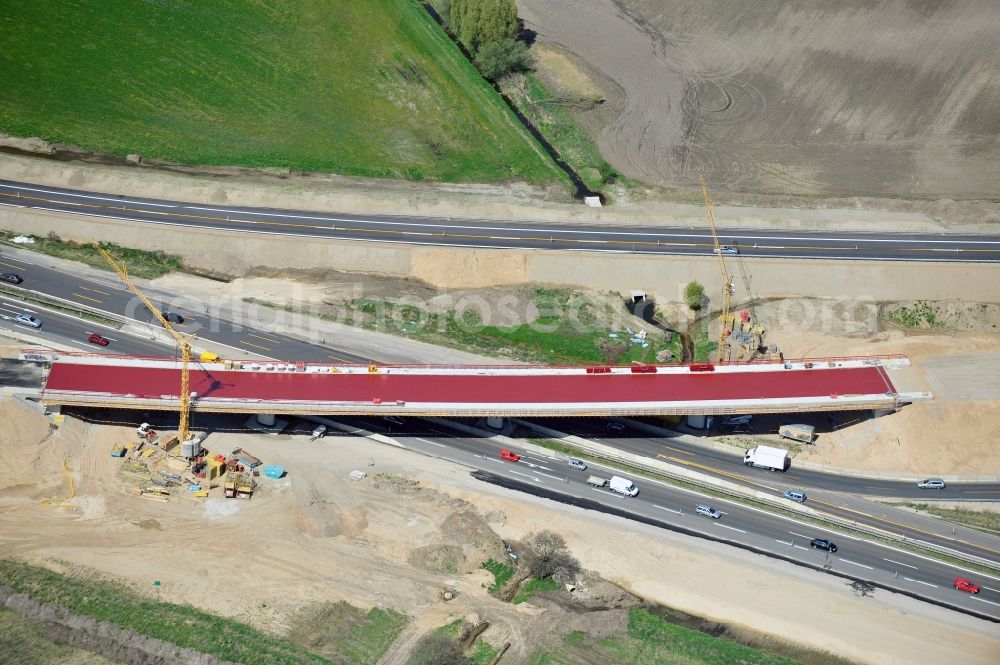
<box><xmin>440</xmin><ymin>0</ymin><xmax>532</xmax><ymax>79</ymax></box>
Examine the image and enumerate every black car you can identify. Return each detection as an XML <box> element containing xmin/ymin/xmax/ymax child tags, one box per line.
<box><xmin>810</xmin><ymin>538</ymin><xmax>838</xmax><ymax>553</ymax></box>
<box><xmin>162</xmin><ymin>311</ymin><xmax>184</xmax><ymax>324</ymax></box>
<box><xmin>1</xmin><ymin>272</ymin><xmax>23</xmax><ymax>284</ymax></box>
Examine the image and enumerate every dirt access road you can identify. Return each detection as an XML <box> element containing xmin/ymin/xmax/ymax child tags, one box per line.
<box><xmin>518</xmin><ymin>0</ymin><xmax>1000</xmax><ymax>199</ymax></box>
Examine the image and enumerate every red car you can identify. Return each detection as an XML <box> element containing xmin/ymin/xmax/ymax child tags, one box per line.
<box><xmin>954</xmin><ymin>578</ymin><xmax>981</xmax><ymax>594</ymax></box>
<box><xmin>498</xmin><ymin>449</ymin><xmax>521</xmax><ymax>462</ymax></box>
<box><xmin>87</xmin><ymin>333</ymin><xmax>110</xmax><ymax>346</ymax></box>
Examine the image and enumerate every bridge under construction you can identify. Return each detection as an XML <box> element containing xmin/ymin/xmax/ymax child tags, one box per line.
<box><xmin>38</xmin><ymin>353</ymin><xmax>927</xmax><ymax>417</ymax></box>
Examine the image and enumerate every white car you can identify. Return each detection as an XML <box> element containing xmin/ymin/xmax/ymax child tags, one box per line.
<box><xmin>311</xmin><ymin>425</ymin><xmax>327</xmax><ymax>439</ymax></box>
<box><xmin>917</xmin><ymin>478</ymin><xmax>946</xmax><ymax>489</ymax></box>
<box><xmin>15</xmin><ymin>314</ymin><xmax>42</xmax><ymax>329</ymax></box>
<box><xmin>714</xmin><ymin>245</ymin><xmax>739</xmax><ymax>255</ymax></box>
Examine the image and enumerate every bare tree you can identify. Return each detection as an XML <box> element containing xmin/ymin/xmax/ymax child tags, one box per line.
<box><xmin>524</xmin><ymin>530</ymin><xmax>581</xmax><ymax>583</ymax></box>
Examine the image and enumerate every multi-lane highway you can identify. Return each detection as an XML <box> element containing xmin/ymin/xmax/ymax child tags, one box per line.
<box><xmin>541</xmin><ymin>418</ymin><xmax>1000</xmax><ymax>500</ymax></box>
<box><xmin>3</xmin><ymin>179</ymin><xmax>999</xmax><ymax>262</ymax></box>
<box><xmin>0</xmin><ymin>292</ymin><xmax>170</xmax><ymax>357</ymax></box>
<box><xmin>321</xmin><ymin>416</ymin><xmax>1000</xmax><ymax>621</ymax></box>
<box><xmin>0</xmin><ymin>249</ymin><xmax>375</xmax><ymax>363</ymax></box>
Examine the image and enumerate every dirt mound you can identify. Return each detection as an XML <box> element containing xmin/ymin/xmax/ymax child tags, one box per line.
<box><xmin>0</xmin><ymin>397</ymin><xmax>57</xmax><ymax>492</ymax></box>
<box><xmin>406</xmin><ymin>509</ymin><xmax>504</xmax><ymax>574</ymax></box>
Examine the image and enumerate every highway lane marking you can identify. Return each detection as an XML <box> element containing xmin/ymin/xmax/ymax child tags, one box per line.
<box><xmin>15</xmin><ymin>185</ymin><xmax>1000</xmax><ymax>251</ymax></box>
<box><xmin>240</xmin><ymin>339</ymin><xmax>271</xmax><ymax>351</ymax></box>
<box><xmin>508</xmin><ymin>470</ymin><xmax>540</xmax><ymax>482</ymax></box>
<box><xmin>903</xmin><ymin>577</ymin><xmax>938</xmax><ymax>588</ymax></box>
<box><xmin>658</xmin><ymin>455</ymin><xmax>780</xmax><ymax>492</ymax></box>
<box><xmin>8</xmin><ymin>199</ymin><xmax>1000</xmax><ymax>264</ymax></box>
<box><xmin>8</xmin><ymin>184</ymin><xmax>1000</xmax><ymax>246</ymax></box>
<box><xmin>789</xmin><ymin>531</ymin><xmax>812</xmax><ymax>539</ymax></box>
<box><xmin>534</xmin><ymin>470</ymin><xmax>565</xmax><ymax>481</ymax></box>
<box><xmin>965</xmin><ymin>491</ymin><xmax>1000</xmax><ymax>494</ymax></box>
<box><xmin>0</xmin><ymin>259</ymin><xmax>27</xmax><ymax>270</ymax></box>
<box><xmin>810</xmin><ymin>498</ymin><xmax>1000</xmax><ymax>557</ymax></box>
<box><xmin>72</xmin><ymin>292</ymin><xmax>102</xmax><ymax>304</ymax></box>
<box><xmin>883</xmin><ymin>558</ymin><xmax>918</xmax><ymax>570</ymax></box>
<box><xmin>970</xmin><ymin>596</ymin><xmax>1000</xmax><ymax>608</ymax></box>
<box><xmin>14</xmin><ymin>202</ymin><xmax>1000</xmax><ymax>265</ymax></box>
<box><xmin>7</xmin><ymin>188</ymin><xmax>1000</xmax><ymax>252</ymax></box>
<box><xmin>652</xmin><ymin>504</ymin><xmax>683</xmax><ymax>515</ymax></box>
<box><xmin>413</xmin><ymin>437</ymin><xmax>447</xmax><ymax>448</ymax></box>
<box><xmin>662</xmin><ymin>445</ymin><xmax>694</xmax><ymax>455</ymax></box>
<box><xmin>982</xmin><ymin>586</ymin><xmax>1000</xmax><ymax>593</ymax></box>
<box><xmin>793</xmin><ymin>545</ymin><xmax>809</xmax><ymax>551</ymax></box>
<box><xmin>715</xmin><ymin>523</ymin><xmax>746</xmax><ymax>533</ymax></box>
<box><xmin>840</xmin><ymin>558</ymin><xmax>874</xmax><ymax>570</ymax></box>
<box><xmin>248</xmin><ymin>332</ymin><xmax>282</xmax><ymax>344</ymax></box>
<box><xmin>78</xmin><ymin>285</ymin><xmax>111</xmax><ymax>295</ymax></box>
<box><xmin>775</xmin><ymin>539</ymin><xmax>792</xmax><ymax>546</ymax></box>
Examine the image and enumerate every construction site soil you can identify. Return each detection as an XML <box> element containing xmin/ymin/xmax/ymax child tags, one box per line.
<box><xmin>1</xmin><ymin>398</ymin><xmax>998</xmax><ymax>664</ymax></box>
<box><xmin>519</xmin><ymin>0</ymin><xmax>1000</xmax><ymax>200</ymax></box>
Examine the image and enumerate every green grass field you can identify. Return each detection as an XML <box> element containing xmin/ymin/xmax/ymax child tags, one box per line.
<box><xmin>525</xmin><ymin>608</ymin><xmax>806</xmax><ymax>665</ymax></box>
<box><xmin>0</xmin><ymin>607</ymin><xmax>118</xmax><ymax>665</ymax></box>
<box><xmin>0</xmin><ymin>0</ymin><xmax>565</xmax><ymax>185</ymax></box>
<box><xmin>0</xmin><ymin>560</ymin><xmax>348</xmax><ymax>665</ymax></box>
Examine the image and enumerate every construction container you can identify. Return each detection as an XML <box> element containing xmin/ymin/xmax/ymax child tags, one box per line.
<box><xmin>231</xmin><ymin>448</ymin><xmax>262</xmax><ymax>468</ymax></box>
<box><xmin>111</xmin><ymin>445</ymin><xmax>126</xmax><ymax>457</ymax></box>
<box><xmin>181</xmin><ymin>437</ymin><xmax>203</xmax><ymax>458</ymax></box>
<box><xmin>262</xmin><ymin>464</ymin><xmax>285</xmax><ymax>479</ymax></box>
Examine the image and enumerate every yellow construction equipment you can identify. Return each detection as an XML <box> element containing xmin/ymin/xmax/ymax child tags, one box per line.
<box><xmin>700</xmin><ymin>177</ymin><xmax>735</xmax><ymax>363</ymax></box>
<box><xmin>98</xmin><ymin>247</ymin><xmax>195</xmax><ymax>444</ymax></box>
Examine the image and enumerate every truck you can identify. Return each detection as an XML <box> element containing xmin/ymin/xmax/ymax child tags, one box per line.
<box><xmin>608</xmin><ymin>475</ymin><xmax>639</xmax><ymax>496</ymax></box>
<box><xmin>743</xmin><ymin>445</ymin><xmax>789</xmax><ymax>472</ymax></box>
<box><xmin>587</xmin><ymin>475</ymin><xmax>608</xmax><ymax>488</ymax></box>
<box><xmin>779</xmin><ymin>423</ymin><xmax>815</xmax><ymax>443</ymax></box>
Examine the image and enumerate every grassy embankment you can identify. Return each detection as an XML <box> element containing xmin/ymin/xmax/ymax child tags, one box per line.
<box><xmin>900</xmin><ymin>503</ymin><xmax>1000</xmax><ymax>535</ymax></box>
<box><xmin>247</xmin><ymin>287</ymin><xmax>682</xmax><ymax>364</ymax></box>
<box><xmin>1</xmin><ymin>230</ymin><xmax>182</xmax><ymax>279</ymax></box>
<box><xmin>0</xmin><ymin>560</ymin><xmax>407</xmax><ymax>665</ymax></box>
<box><xmin>0</xmin><ymin>0</ymin><xmax>565</xmax><ymax>186</ymax></box>
<box><xmin>525</xmin><ymin>608</ymin><xmax>809</xmax><ymax>665</ymax></box>
<box><xmin>508</xmin><ymin>72</ymin><xmax>624</xmax><ymax>193</ymax></box>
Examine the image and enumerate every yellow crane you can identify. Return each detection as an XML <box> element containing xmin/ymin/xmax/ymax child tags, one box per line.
<box><xmin>98</xmin><ymin>247</ymin><xmax>194</xmax><ymax>443</ymax></box>
<box><xmin>700</xmin><ymin>177</ymin><xmax>735</xmax><ymax>363</ymax></box>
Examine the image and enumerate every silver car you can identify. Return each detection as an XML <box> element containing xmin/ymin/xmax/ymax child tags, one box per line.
<box><xmin>567</xmin><ymin>458</ymin><xmax>587</xmax><ymax>471</ymax></box>
<box><xmin>696</xmin><ymin>504</ymin><xmax>722</xmax><ymax>519</ymax></box>
<box><xmin>15</xmin><ymin>314</ymin><xmax>42</xmax><ymax>329</ymax></box>
<box><xmin>714</xmin><ymin>245</ymin><xmax>739</xmax><ymax>255</ymax></box>
<box><xmin>917</xmin><ymin>478</ymin><xmax>946</xmax><ymax>489</ymax></box>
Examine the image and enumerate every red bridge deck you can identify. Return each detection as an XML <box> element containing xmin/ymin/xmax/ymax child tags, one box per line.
<box><xmin>40</xmin><ymin>356</ymin><xmax>908</xmax><ymax>417</ymax></box>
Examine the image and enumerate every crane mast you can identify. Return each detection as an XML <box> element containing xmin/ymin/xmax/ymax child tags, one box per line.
<box><xmin>98</xmin><ymin>248</ymin><xmax>193</xmax><ymax>442</ymax></box>
<box><xmin>700</xmin><ymin>177</ymin><xmax>735</xmax><ymax>363</ymax></box>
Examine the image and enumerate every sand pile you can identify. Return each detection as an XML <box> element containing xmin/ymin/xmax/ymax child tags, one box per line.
<box><xmin>0</xmin><ymin>397</ymin><xmax>58</xmax><ymax>492</ymax></box>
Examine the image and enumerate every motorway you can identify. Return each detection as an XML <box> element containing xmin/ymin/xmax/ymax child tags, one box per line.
<box><xmin>0</xmin><ymin>250</ymin><xmax>375</xmax><ymax>364</ymax></box>
<box><xmin>3</xmin><ymin>179</ymin><xmax>1000</xmax><ymax>262</ymax></box>
<box><xmin>0</xmin><ymin>292</ymin><xmax>170</xmax><ymax>357</ymax></box>
<box><xmin>523</xmin><ymin>418</ymin><xmax>1000</xmax><ymax>562</ymax></box>
<box><xmin>325</xmin><ymin>416</ymin><xmax>1000</xmax><ymax>621</ymax></box>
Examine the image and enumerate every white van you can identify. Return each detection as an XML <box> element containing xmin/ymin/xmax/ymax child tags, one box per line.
<box><xmin>608</xmin><ymin>476</ymin><xmax>638</xmax><ymax>497</ymax></box>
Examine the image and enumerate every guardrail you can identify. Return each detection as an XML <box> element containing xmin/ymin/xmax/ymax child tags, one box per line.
<box><xmin>511</xmin><ymin>418</ymin><xmax>1000</xmax><ymax>572</ymax></box>
<box><xmin>621</xmin><ymin>417</ymin><xmax>1000</xmax><ymax>484</ymax></box>
<box><xmin>0</xmin><ymin>283</ymin><xmax>169</xmax><ymax>343</ymax></box>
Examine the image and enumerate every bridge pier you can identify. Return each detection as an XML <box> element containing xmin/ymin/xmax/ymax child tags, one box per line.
<box><xmin>256</xmin><ymin>413</ymin><xmax>276</xmax><ymax>427</ymax></box>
